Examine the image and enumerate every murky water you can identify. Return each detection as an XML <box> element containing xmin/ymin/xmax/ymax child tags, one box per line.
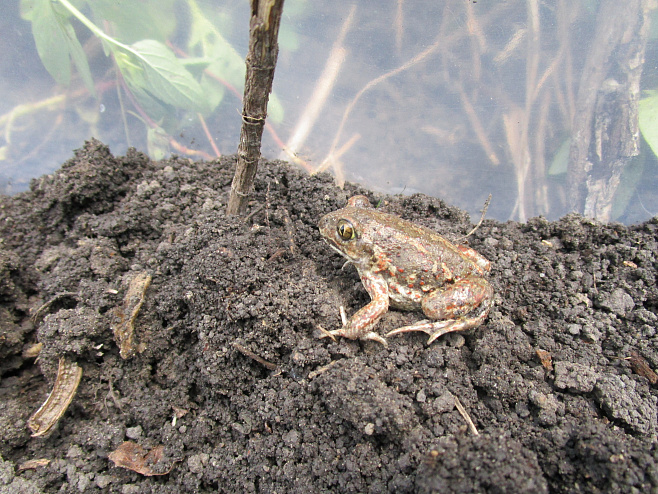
<box><xmin>2</xmin><ymin>0</ymin><xmax>657</xmax><ymax>223</ymax></box>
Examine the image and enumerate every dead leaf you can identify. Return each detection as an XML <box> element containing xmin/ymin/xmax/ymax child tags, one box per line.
<box><xmin>629</xmin><ymin>350</ymin><xmax>658</xmax><ymax>385</ymax></box>
<box><xmin>113</xmin><ymin>271</ymin><xmax>151</xmax><ymax>359</ymax></box>
<box><xmin>18</xmin><ymin>458</ymin><xmax>51</xmax><ymax>471</ymax></box>
<box><xmin>536</xmin><ymin>349</ymin><xmax>553</xmax><ymax>371</ymax></box>
<box><xmin>108</xmin><ymin>441</ymin><xmax>177</xmax><ymax>476</ymax></box>
<box><xmin>28</xmin><ymin>358</ymin><xmax>82</xmax><ymax>437</ymax></box>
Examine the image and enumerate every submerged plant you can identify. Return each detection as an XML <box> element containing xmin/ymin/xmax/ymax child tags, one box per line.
<box><xmin>17</xmin><ymin>0</ymin><xmax>285</xmax><ymax>159</ymax></box>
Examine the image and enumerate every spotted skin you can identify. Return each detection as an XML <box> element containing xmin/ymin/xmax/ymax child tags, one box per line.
<box><xmin>319</xmin><ymin>195</ymin><xmax>493</xmax><ymax>346</ymax></box>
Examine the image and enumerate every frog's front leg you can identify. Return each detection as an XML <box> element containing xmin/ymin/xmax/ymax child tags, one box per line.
<box><xmin>386</xmin><ymin>276</ymin><xmax>493</xmax><ymax>345</ymax></box>
<box><xmin>319</xmin><ymin>273</ymin><xmax>389</xmax><ymax>347</ymax></box>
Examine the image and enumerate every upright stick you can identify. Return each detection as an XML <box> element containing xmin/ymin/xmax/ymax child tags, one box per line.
<box><xmin>227</xmin><ymin>0</ymin><xmax>285</xmax><ymax>215</ymax></box>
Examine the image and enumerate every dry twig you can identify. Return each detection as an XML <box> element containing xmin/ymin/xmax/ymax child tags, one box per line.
<box><xmin>452</xmin><ymin>393</ymin><xmax>479</xmax><ymax>436</ymax></box>
<box><xmin>233</xmin><ymin>342</ymin><xmax>278</xmax><ymax>370</ymax></box>
<box><xmin>458</xmin><ymin>194</ymin><xmax>491</xmax><ymax>241</ymax></box>
<box><xmin>227</xmin><ymin>0</ymin><xmax>286</xmax><ymax>215</ymax></box>
<box><xmin>281</xmin><ymin>6</ymin><xmax>355</xmax><ymax>163</ymax></box>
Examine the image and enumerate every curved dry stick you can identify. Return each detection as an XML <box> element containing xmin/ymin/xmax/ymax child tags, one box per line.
<box><xmin>316</xmin><ymin>2</ymin><xmax>512</xmax><ymax>178</ymax></box>
<box><xmin>330</xmin><ymin>133</ymin><xmax>361</xmax><ymax>187</ymax></box>
<box><xmin>197</xmin><ymin>112</ymin><xmax>221</xmax><ymax>157</ymax></box>
<box><xmin>457</xmin><ymin>194</ymin><xmax>491</xmax><ymax>242</ymax></box>
<box><xmin>452</xmin><ymin>393</ymin><xmax>479</xmax><ymax>436</ymax></box>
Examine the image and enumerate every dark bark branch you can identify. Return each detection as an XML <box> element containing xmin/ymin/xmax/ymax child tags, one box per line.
<box><xmin>567</xmin><ymin>0</ymin><xmax>649</xmax><ymax>218</ymax></box>
<box><xmin>226</xmin><ymin>0</ymin><xmax>285</xmax><ymax>216</ymax></box>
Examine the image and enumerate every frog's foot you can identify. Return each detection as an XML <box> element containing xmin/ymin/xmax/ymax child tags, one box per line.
<box><xmin>318</xmin><ymin>326</ymin><xmax>388</xmax><ymax>347</ymax></box>
<box><xmin>317</xmin><ymin>325</ymin><xmax>338</xmax><ymax>342</ymax></box>
<box><xmin>385</xmin><ymin>316</ymin><xmax>484</xmax><ymax>345</ymax></box>
<box><xmin>360</xmin><ymin>332</ymin><xmax>388</xmax><ymax>347</ymax></box>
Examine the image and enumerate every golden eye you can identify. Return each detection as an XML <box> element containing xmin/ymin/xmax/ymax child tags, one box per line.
<box><xmin>336</xmin><ymin>219</ymin><xmax>355</xmax><ymax>240</ymax></box>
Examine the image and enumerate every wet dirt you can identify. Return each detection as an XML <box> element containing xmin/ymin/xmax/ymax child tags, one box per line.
<box><xmin>0</xmin><ymin>139</ymin><xmax>657</xmax><ymax>493</ymax></box>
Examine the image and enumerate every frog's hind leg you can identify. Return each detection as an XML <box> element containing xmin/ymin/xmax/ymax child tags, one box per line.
<box><xmin>386</xmin><ymin>296</ymin><xmax>492</xmax><ymax>345</ymax></box>
<box><xmin>385</xmin><ymin>315</ymin><xmax>480</xmax><ymax>345</ymax></box>
<box><xmin>387</xmin><ymin>276</ymin><xmax>493</xmax><ymax>344</ymax></box>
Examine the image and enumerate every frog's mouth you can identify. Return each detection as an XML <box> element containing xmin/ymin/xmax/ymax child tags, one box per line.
<box><xmin>325</xmin><ymin>241</ymin><xmax>348</xmax><ymax>259</ymax></box>
<box><xmin>323</xmin><ymin>238</ymin><xmax>356</xmax><ymax>264</ymax></box>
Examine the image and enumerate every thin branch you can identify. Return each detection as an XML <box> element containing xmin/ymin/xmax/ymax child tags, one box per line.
<box><xmin>233</xmin><ymin>342</ymin><xmax>278</xmax><ymax>370</ymax></box>
<box><xmin>458</xmin><ymin>194</ymin><xmax>491</xmax><ymax>241</ymax></box>
<box><xmin>227</xmin><ymin>0</ymin><xmax>286</xmax><ymax>215</ymax></box>
<box><xmin>452</xmin><ymin>394</ymin><xmax>479</xmax><ymax>436</ymax></box>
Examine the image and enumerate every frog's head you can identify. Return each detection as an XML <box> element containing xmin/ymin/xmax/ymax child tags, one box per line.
<box><xmin>319</xmin><ymin>203</ymin><xmax>375</xmax><ymax>264</ymax></box>
<box><xmin>319</xmin><ymin>212</ymin><xmax>360</xmax><ymax>262</ymax></box>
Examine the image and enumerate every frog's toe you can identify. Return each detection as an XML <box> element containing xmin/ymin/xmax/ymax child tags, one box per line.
<box><xmin>423</xmin><ymin>318</ymin><xmax>484</xmax><ymax>344</ymax></box>
<box><xmin>318</xmin><ymin>326</ymin><xmax>388</xmax><ymax>347</ymax></box>
<box><xmin>361</xmin><ymin>332</ymin><xmax>388</xmax><ymax>348</ymax></box>
<box><xmin>317</xmin><ymin>325</ymin><xmax>339</xmax><ymax>341</ymax></box>
<box><xmin>386</xmin><ymin>319</ymin><xmax>460</xmax><ymax>344</ymax></box>
<box><xmin>385</xmin><ymin>320</ymin><xmax>433</xmax><ymax>335</ymax></box>
<box><xmin>425</xmin><ymin>322</ymin><xmax>461</xmax><ymax>345</ymax></box>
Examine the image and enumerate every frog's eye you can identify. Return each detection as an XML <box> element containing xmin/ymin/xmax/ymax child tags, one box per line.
<box><xmin>336</xmin><ymin>219</ymin><xmax>356</xmax><ymax>240</ymax></box>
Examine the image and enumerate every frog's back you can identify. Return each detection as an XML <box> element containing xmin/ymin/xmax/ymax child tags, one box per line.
<box><xmin>352</xmin><ymin>208</ymin><xmax>481</xmax><ymax>282</ymax></box>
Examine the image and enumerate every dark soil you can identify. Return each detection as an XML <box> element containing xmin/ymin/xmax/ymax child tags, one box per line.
<box><xmin>0</xmin><ymin>139</ymin><xmax>657</xmax><ymax>493</ymax></box>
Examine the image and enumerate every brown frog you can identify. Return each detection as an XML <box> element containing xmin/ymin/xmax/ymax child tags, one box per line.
<box><xmin>318</xmin><ymin>195</ymin><xmax>493</xmax><ymax>346</ymax></box>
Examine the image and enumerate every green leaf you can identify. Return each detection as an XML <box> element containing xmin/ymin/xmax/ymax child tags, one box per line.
<box><xmin>278</xmin><ymin>27</ymin><xmax>300</xmax><ymax>52</ymax></box>
<box><xmin>20</xmin><ymin>0</ymin><xmax>95</xmax><ymax>96</ymax></box>
<box><xmin>638</xmin><ymin>90</ymin><xmax>658</xmax><ymax>158</ymax></box>
<box><xmin>31</xmin><ymin>4</ymin><xmax>71</xmax><ymax>85</ymax></box>
<box><xmin>203</xmin><ymin>54</ymin><xmax>245</xmax><ymax>94</ymax></box>
<box><xmin>611</xmin><ymin>155</ymin><xmax>644</xmax><ymax>221</ymax></box>
<box><xmin>87</xmin><ymin>0</ymin><xmax>178</xmax><ymax>44</ymax></box>
<box><xmin>548</xmin><ymin>138</ymin><xmax>571</xmax><ymax>175</ymax></box>
<box><xmin>277</xmin><ymin>0</ymin><xmax>306</xmax><ymax>51</ymax></box>
<box><xmin>117</xmin><ymin>39</ymin><xmax>208</xmax><ymax>113</ymax></box>
<box><xmin>268</xmin><ymin>93</ymin><xmax>284</xmax><ymax>125</ymax></box>
<box><xmin>648</xmin><ymin>7</ymin><xmax>658</xmax><ymax>40</ymax></box>
<box><xmin>147</xmin><ymin>127</ymin><xmax>169</xmax><ymax>161</ymax></box>
<box><xmin>188</xmin><ymin>3</ymin><xmax>246</xmax><ymax>91</ymax></box>
<box><xmin>19</xmin><ymin>0</ymin><xmax>38</xmax><ymax>20</ymax></box>
<box><xmin>181</xmin><ymin>57</ymin><xmax>215</xmax><ymax>70</ymax></box>
<box><xmin>61</xmin><ymin>18</ymin><xmax>96</xmax><ymax>95</ymax></box>
<box><xmin>123</xmin><ymin>74</ymin><xmax>171</xmax><ymax>122</ymax></box>
<box><xmin>199</xmin><ymin>73</ymin><xmax>226</xmax><ymax>113</ymax></box>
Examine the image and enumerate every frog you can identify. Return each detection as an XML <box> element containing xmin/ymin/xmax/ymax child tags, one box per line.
<box><xmin>318</xmin><ymin>195</ymin><xmax>493</xmax><ymax>347</ymax></box>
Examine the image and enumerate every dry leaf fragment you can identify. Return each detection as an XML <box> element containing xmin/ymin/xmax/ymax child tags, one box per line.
<box><xmin>113</xmin><ymin>271</ymin><xmax>151</xmax><ymax>359</ymax></box>
<box><xmin>629</xmin><ymin>350</ymin><xmax>658</xmax><ymax>385</ymax></box>
<box><xmin>27</xmin><ymin>357</ymin><xmax>82</xmax><ymax>437</ymax></box>
<box><xmin>108</xmin><ymin>441</ymin><xmax>176</xmax><ymax>476</ymax></box>
<box><xmin>18</xmin><ymin>458</ymin><xmax>51</xmax><ymax>471</ymax></box>
<box><xmin>535</xmin><ymin>349</ymin><xmax>553</xmax><ymax>371</ymax></box>
<box><xmin>23</xmin><ymin>342</ymin><xmax>43</xmax><ymax>359</ymax></box>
